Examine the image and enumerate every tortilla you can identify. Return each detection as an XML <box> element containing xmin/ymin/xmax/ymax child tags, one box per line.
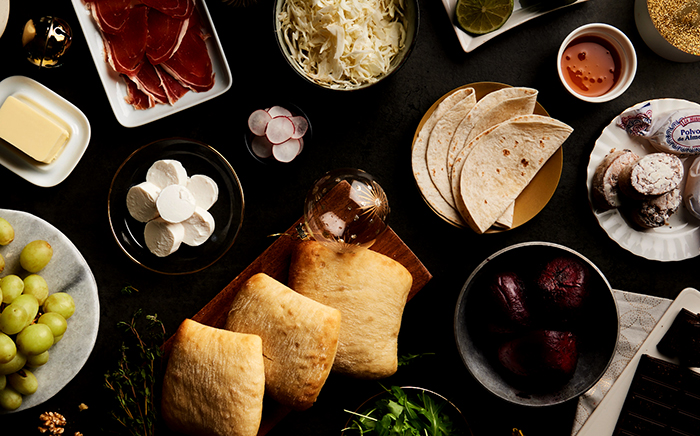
<box><xmin>225</xmin><ymin>273</ymin><xmax>341</xmax><ymax>410</ymax></box>
<box><xmin>426</xmin><ymin>90</ymin><xmax>477</xmax><ymax>207</ymax></box>
<box><xmin>161</xmin><ymin>319</ymin><xmax>265</xmax><ymax>436</ymax></box>
<box><xmin>288</xmin><ymin>240</ymin><xmax>413</xmax><ymax>379</ymax></box>
<box><xmin>455</xmin><ymin>114</ymin><xmax>573</xmax><ymax>233</ymax></box>
<box><xmin>411</xmin><ymin>87</ymin><xmax>474</xmax><ymax>226</ymax></box>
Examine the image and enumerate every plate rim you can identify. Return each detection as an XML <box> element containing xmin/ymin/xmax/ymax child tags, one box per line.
<box><xmin>70</xmin><ymin>0</ymin><xmax>233</xmax><ymax>128</ymax></box>
<box><xmin>107</xmin><ymin>137</ymin><xmax>245</xmax><ymax>275</ymax></box>
<box><xmin>411</xmin><ymin>81</ymin><xmax>564</xmax><ymax>233</ymax></box>
<box><xmin>586</xmin><ymin>98</ymin><xmax>700</xmax><ymax>261</ymax></box>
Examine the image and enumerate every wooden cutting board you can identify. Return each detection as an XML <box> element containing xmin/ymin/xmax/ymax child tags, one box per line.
<box><xmin>162</xmin><ymin>214</ymin><xmax>432</xmax><ymax>434</ymax></box>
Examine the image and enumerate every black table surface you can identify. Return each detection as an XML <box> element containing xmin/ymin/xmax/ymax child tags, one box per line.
<box><xmin>2</xmin><ymin>0</ymin><xmax>700</xmax><ymax>435</ymax></box>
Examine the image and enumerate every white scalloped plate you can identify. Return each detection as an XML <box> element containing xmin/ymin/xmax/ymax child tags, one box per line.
<box><xmin>0</xmin><ymin>0</ymin><xmax>8</xmax><ymax>39</ymax></box>
<box><xmin>586</xmin><ymin>98</ymin><xmax>700</xmax><ymax>261</ymax></box>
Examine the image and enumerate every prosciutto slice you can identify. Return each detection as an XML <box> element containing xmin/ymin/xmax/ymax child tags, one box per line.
<box><xmin>160</xmin><ymin>18</ymin><xmax>214</xmax><ymax>92</ymax></box>
<box><xmin>140</xmin><ymin>0</ymin><xmax>194</xmax><ymax>19</ymax></box>
<box><xmin>124</xmin><ymin>78</ymin><xmax>155</xmax><ymax>110</ymax></box>
<box><xmin>155</xmin><ymin>66</ymin><xmax>190</xmax><ymax>105</ymax></box>
<box><xmin>86</xmin><ymin>0</ymin><xmax>131</xmax><ymax>34</ymax></box>
<box><xmin>102</xmin><ymin>5</ymin><xmax>148</xmax><ymax>75</ymax></box>
<box><xmin>127</xmin><ymin>61</ymin><xmax>169</xmax><ymax>105</ymax></box>
<box><xmin>146</xmin><ymin>8</ymin><xmax>189</xmax><ymax>65</ymax></box>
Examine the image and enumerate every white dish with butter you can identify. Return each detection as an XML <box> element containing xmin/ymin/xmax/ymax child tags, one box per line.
<box><xmin>0</xmin><ymin>76</ymin><xmax>90</xmax><ymax>187</ymax></box>
<box><xmin>0</xmin><ymin>0</ymin><xmax>8</xmax><ymax>39</ymax></box>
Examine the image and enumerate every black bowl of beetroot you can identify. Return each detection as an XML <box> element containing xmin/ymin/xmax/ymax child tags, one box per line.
<box><xmin>454</xmin><ymin>241</ymin><xmax>619</xmax><ymax>406</ymax></box>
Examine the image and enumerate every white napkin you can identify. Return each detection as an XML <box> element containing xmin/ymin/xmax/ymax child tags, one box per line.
<box><xmin>571</xmin><ymin>289</ymin><xmax>672</xmax><ymax>435</ymax></box>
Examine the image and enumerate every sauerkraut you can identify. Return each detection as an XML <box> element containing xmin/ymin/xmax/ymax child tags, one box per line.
<box><xmin>279</xmin><ymin>0</ymin><xmax>408</xmax><ymax>89</ymax></box>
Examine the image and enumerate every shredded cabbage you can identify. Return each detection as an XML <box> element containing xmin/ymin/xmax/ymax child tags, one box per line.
<box><xmin>279</xmin><ymin>0</ymin><xmax>408</xmax><ymax>89</ymax></box>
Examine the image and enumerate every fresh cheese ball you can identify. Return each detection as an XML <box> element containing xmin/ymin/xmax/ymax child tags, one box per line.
<box><xmin>187</xmin><ymin>174</ymin><xmax>219</xmax><ymax>210</ymax></box>
<box><xmin>156</xmin><ymin>184</ymin><xmax>196</xmax><ymax>223</ymax></box>
<box><xmin>146</xmin><ymin>159</ymin><xmax>188</xmax><ymax>189</ymax></box>
<box><xmin>144</xmin><ymin>218</ymin><xmax>185</xmax><ymax>257</ymax></box>
<box><xmin>182</xmin><ymin>207</ymin><xmax>215</xmax><ymax>246</ymax></box>
<box><xmin>126</xmin><ymin>181</ymin><xmax>161</xmax><ymax>222</ymax></box>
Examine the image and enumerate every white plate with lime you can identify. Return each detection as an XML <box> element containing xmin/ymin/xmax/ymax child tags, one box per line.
<box><xmin>443</xmin><ymin>0</ymin><xmax>589</xmax><ymax>53</ymax></box>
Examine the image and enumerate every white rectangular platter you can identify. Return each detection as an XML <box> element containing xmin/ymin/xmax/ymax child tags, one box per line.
<box><xmin>70</xmin><ymin>0</ymin><xmax>232</xmax><ymax>128</ymax></box>
<box><xmin>578</xmin><ymin>287</ymin><xmax>700</xmax><ymax>435</ymax></box>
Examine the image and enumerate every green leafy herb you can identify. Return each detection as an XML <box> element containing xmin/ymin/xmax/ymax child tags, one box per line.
<box><xmin>344</xmin><ymin>386</ymin><xmax>462</xmax><ymax>436</ymax></box>
<box><xmin>119</xmin><ymin>285</ymin><xmax>139</xmax><ymax>295</ymax></box>
<box><xmin>104</xmin><ymin>309</ymin><xmax>165</xmax><ymax>436</ymax></box>
<box><xmin>398</xmin><ymin>352</ymin><xmax>435</xmax><ymax>367</ymax></box>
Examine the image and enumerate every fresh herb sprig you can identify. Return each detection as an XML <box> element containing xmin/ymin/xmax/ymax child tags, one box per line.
<box><xmin>344</xmin><ymin>385</ymin><xmax>460</xmax><ymax>436</ymax></box>
<box><xmin>104</xmin><ymin>310</ymin><xmax>166</xmax><ymax>436</ymax></box>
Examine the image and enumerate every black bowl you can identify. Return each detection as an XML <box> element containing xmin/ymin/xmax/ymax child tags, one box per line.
<box><xmin>454</xmin><ymin>241</ymin><xmax>619</xmax><ymax>406</ymax></box>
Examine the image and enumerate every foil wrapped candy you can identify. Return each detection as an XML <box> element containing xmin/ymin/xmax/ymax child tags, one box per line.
<box><xmin>618</xmin><ymin>102</ymin><xmax>700</xmax><ymax>155</ymax></box>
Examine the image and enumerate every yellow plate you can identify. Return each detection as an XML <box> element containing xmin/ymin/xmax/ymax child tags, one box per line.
<box><xmin>411</xmin><ymin>81</ymin><xmax>563</xmax><ymax>233</ymax></box>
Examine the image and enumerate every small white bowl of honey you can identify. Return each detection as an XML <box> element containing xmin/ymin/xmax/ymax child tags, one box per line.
<box><xmin>557</xmin><ymin>23</ymin><xmax>637</xmax><ymax>103</ymax></box>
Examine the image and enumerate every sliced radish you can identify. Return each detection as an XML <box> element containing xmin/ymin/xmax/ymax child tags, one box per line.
<box><xmin>272</xmin><ymin>138</ymin><xmax>301</xmax><ymax>163</ymax></box>
<box><xmin>296</xmin><ymin>137</ymin><xmax>304</xmax><ymax>156</ymax></box>
<box><xmin>290</xmin><ymin>116</ymin><xmax>308</xmax><ymax>139</ymax></box>
<box><xmin>251</xmin><ymin>135</ymin><xmax>274</xmax><ymax>159</ymax></box>
<box><xmin>248</xmin><ymin>109</ymin><xmax>271</xmax><ymax>136</ymax></box>
<box><xmin>266</xmin><ymin>116</ymin><xmax>295</xmax><ymax>144</ymax></box>
<box><xmin>267</xmin><ymin>105</ymin><xmax>293</xmax><ymax>118</ymax></box>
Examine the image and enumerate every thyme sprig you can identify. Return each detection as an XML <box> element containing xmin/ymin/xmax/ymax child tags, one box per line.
<box><xmin>104</xmin><ymin>310</ymin><xmax>165</xmax><ymax>436</ymax></box>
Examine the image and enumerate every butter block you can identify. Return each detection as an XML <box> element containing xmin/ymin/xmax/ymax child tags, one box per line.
<box><xmin>0</xmin><ymin>96</ymin><xmax>70</xmax><ymax>164</ymax></box>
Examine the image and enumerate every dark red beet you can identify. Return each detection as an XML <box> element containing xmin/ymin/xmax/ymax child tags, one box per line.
<box><xmin>489</xmin><ymin>272</ymin><xmax>531</xmax><ymax>328</ymax></box>
<box><xmin>497</xmin><ymin>330</ymin><xmax>579</xmax><ymax>381</ymax></box>
<box><xmin>536</xmin><ymin>257</ymin><xmax>590</xmax><ymax>314</ymax></box>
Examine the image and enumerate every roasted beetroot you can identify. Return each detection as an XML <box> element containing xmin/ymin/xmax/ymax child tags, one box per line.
<box><xmin>497</xmin><ymin>330</ymin><xmax>579</xmax><ymax>382</ymax></box>
<box><xmin>536</xmin><ymin>257</ymin><xmax>590</xmax><ymax>315</ymax></box>
<box><xmin>489</xmin><ymin>272</ymin><xmax>531</xmax><ymax>329</ymax></box>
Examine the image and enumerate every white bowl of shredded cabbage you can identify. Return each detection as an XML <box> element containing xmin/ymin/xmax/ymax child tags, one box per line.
<box><xmin>275</xmin><ymin>0</ymin><xmax>419</xmax><ymax>90</ymax></box>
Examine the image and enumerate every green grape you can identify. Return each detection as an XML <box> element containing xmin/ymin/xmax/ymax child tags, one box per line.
<box><xmin>0</xmin><ymin>332</ymin><xmax>16</xmax><ymax>364</ymax></box>
<box><xmin>43</xmin><ymin>292</ymin><xmax>75</xmax><ymax>319</ymax></box>
<box><xmin>0</xmin><ymin>253</ymin><xmax>4</xmax><ymax>274</ymax></box>
<box><xmin>8</xmin><ymin>369</ymin><xmax>38</xmax><ymax>395</ymax></box>
<box><xmin>0</xmin><ymin>374</ymin><xmax>5</xmax><ymax>390</ymax></box>
<box><xmin>38</xmin><ymin>312</ymin><xmax>67</xmax><ymax>338</ymax></box>
<box><xmin>0</xmin><ymin>275</ymin><xmax>24</xmax><ymax>304</ymax></box>
<box><xmin>0</xmin><ymin>386</ymin><xmax>22</xmax><ymax>410</ymax></box>
<box><xmin>0</xmin><ymin>304</ymin><xmax>28</xmax><ymax>335</ymax></box>
<box><xmin>53</xmin><ymin>334</ymin><xmax>63</xmax><ymax>345</ymax></box>
<box><xmin>0</xmin><ymin>217</ymin><xmax>14</xmax><ymax>246</ymax></box>
<box><xmin>0</xmin><ymin>352</ymin><xmax>26</xmax><ymax>375</ymax></box>
<box><xmin>19</xmin><ymin>240</ymin><xmax>53</xmax><ymax>273</ymax></box>
<box><xmin>11</xmin><ymin>294</ymin><xmax>39</xmax><ymax>326</ymax></box>
<box><xmin>26</xmin><ymin>351</ymin><xmax>49</xmax><ymax>368</ymax></box>
<box><xmin>16</xmin><ymin>324</ymin><xmax>53</xmax><ymax>356</ymax></box>
<box><xmin>23</xmin><ymin>274</ymin><xmax>49</xmax><ymax>305</ymax></box>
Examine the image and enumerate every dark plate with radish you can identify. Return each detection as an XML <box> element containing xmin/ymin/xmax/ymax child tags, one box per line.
<box><xmin>244</xmin><ymin>104</ymin><xmax>312</xmax><ymax>164</ymax></box>
<box><xmin>453</xmin><ymin>241</ymin><xmax>619</xmax><ymax>406</ymax></box>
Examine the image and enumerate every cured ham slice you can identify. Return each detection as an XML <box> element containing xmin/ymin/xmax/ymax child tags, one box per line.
<box><xmin>141</xmin><ymin>0</ymin><xmax>194</xmax><ymax>19</ymax></box>
<box><xmin>86</xmin><ymin>0</ymin><xmax>131</xmax><ymax>34</ymax></box>
<box><xmin>124</xmin><ymin>78</ymin><xmax>155</xmax><ymax>110</ymax></box>
<box><xmin>155</xmin><ymin>65</ymin><xmax>190</xmax><ymax>105</ymax></box>
<box><xmin>161</xmin><ymin>19</ymin><xmax>214</xmax><ymax>92</ymax></box>
<box><xmin>146</xmin><ymin>9</ymin><xmax>189</xmax><ymax>65</ymax></box>
<box><xmin>102</xmin><ymin>5</ymin><xmax>148</xmax><ymax>75</ymax></box>
<box><xmin>128</xmin><ymin>61</ymin><xmax>169</xmax><ymax>105</ymax></box>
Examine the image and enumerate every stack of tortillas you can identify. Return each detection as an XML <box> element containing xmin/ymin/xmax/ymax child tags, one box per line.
<box><xmin>412</xmin><ymin>85</ymin><xmax>573</xmax><ymax>234</ymax></box>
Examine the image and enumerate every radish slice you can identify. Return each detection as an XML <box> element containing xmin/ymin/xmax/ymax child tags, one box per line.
<box><xmin>266</xmin><ymin>116</ymin><xmax>295</xmax><ymax>144</ymax></box>
<box><xmin>296</xmin><ymin>137</ymin><xmax>304</xmax><ymax>156</ymax></box>
<box><xmin>248</xmin><ymin>109</ymin><xmax>271</xmax><ymax>136</ymax></box>
<box><xmin>273</xmin><ymin>138</ymin><xmax>301</xmax><ymax>162</ymax></box>
<box><xmin>267</xmin><ymin>106</ymin><xmax>293</xmax><ymax>118</ymax></box>
<box><xmin>290</xmin><ymin>116</ymin><xmax>308</xmax><ymax>139</ymax></box>
<box><xmin>251</xmin><ymin>135</ymin><xmax>274</xmax><ymax>159</ymax></box>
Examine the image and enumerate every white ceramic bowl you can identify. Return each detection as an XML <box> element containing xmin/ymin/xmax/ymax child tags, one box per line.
<box><xmin>557</xmin><ymin>23</ymin><xmax>637</xmax><ymax>103</ymax></box>
<box><xmin>634</xmin><ymin>0</ymin><xmax>700</xmax><ymax>63</ymax></box>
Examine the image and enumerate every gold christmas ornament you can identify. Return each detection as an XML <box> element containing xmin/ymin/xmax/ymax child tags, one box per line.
<box><xmin>22</xmin><ymin>16</ymin><xmax>72</xmax><ymax>68</ymax></box>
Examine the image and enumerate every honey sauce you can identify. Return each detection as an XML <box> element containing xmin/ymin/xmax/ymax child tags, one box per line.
<box><xmin>561</xmin><ymin>35</ymin><xmax>621</xmax><ymax>97</ymax></box>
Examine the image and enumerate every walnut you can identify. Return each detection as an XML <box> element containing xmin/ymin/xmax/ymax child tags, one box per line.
<box><xmin>38</xmin><ymin>411</ymin><xmax>67</xmax><ymax>435</ymax></box>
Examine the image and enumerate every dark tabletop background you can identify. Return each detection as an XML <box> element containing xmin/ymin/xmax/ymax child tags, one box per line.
<box><xmin>1</xmin><ymin>0</ymin><xmax>700</xmax><ymax>435</ymax></box>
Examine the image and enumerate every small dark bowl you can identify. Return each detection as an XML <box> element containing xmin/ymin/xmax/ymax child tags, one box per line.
<box><xmin>453</xmin><ymin>241</ymin><xmax>619</xmax><ymax>406</ymax></box>
<box><xmin>243</xmin><ymin>103</ymin><xmax>312</xmax><ymax>165</ymax></box>
<box><xmin>274</xmin><ymin>0</ymin><xmax>419</xmax><ymax>91</ymax></box>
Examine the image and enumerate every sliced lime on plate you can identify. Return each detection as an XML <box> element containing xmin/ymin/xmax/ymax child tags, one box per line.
<box><xmin>455</xmin><ymin>0</ymin><xmax>514</xmax><ymax>36</ymax></box>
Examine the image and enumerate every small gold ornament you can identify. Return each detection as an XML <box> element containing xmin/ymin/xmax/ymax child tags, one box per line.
<box><xmin>303</xmin><ymin>168</ymin><xmax>390</xmax><ymax>253</ymax></box>
<box><xmin>22</xmin><ymin>16</ymin><xmax>72</xmax><ymax>68</ymax></box>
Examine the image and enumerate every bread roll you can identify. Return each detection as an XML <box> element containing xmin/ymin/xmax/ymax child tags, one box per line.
<box><xmin>161</xmin><ymin>319</ymin><xmax>265</xmax><ymax>436</ymax></box>
<box><xmin>289</xmin><ymin>240</ymin><xmax>413</xmax><ymax>379</ymax></box>
<box><xmin>225</xmin><ymin>273</ymin><xmax>341</xmax><ymax>410</ymax></box>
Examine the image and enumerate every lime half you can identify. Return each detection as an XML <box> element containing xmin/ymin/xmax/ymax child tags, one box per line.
<box><xmin>455</xmin><ymin>0</ymin><xmax>514</xmax><ymax>36</ymax></box>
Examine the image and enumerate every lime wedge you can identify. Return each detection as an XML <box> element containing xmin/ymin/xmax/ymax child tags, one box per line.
<box><xmin>455</xmin><ymin>0</ymin><xmax>514</xmax><ymax>35</ymax></box>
